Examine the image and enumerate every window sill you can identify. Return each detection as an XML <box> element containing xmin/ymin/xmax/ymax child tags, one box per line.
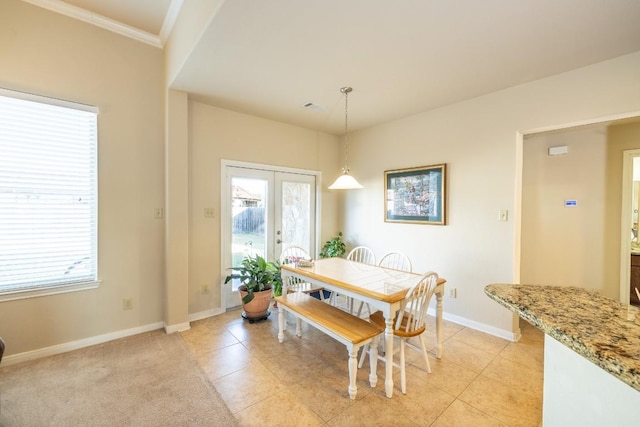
<box><xmin>0</xmin><ymin>280</ymin><xmax>102</xmax><ymax>302</ymax></box>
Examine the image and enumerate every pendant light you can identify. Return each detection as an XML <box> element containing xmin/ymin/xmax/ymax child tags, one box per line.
<box><xmin>328</xmin><ymin>86</ymin><xmax>363</xmax><ymax>190</ymax></box>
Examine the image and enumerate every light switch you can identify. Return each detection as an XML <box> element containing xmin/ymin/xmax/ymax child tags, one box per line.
<box><xmin>498</xmin><ymin>210</ymin><xmax>508</xmax><ymax>222</ymax></box>
<box><xmin>204</xmin><ymin>208</ymin><xmax>215</xmax><ymax>218</ymax></box>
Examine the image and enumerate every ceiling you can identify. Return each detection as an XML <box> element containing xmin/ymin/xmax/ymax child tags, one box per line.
<box><xmin>37</xmin><ymin>0</ymin><xmax>640</xmax><ymax>135</ymax></box>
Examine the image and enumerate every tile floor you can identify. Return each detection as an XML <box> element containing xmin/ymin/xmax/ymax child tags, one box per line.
<box><xmin>180</xmin><ymin>304</ymin><xmax>544</xmax><ymax>426</ymax></box>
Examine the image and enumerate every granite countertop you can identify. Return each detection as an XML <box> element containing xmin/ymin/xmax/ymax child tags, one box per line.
<box><xmin>485</xmin><ymin>284</ymin><xmax>640</xmax><ymax>392</ymax></box>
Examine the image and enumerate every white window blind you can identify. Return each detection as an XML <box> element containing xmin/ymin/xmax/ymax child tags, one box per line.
<box><xmin>0</xmin><ymin>89</ymin><xmax>98</xmax><ymax>298</ymax></box>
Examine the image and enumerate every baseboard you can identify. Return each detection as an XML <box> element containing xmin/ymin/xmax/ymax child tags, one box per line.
<box><xmin>163</xmin><ymin>306</ymin><xmax>227</xmax><ymax>333</ymax></box>
<box><xmin>189</xmin><ymin>307</ymin><xmax>226</xmax><ymax>323</ymax></box>
<box><xmin>1</xmin><ymin>307</ymin><xmax>518</xmax><ymax>367</ymax></box>
<box><xmin>428</xmin><ymin>307</ymin><xmax>520</xmax><ymax>342</ymax></box>
<box><xmin>1</xmin><ymin>321</ymin><xmax>165</xmax><ymax>367</ymax></box>
<box><xmin>164</xmin><ymin>321</ymin><xmax>191</xmax><ymax>334</ymax></box>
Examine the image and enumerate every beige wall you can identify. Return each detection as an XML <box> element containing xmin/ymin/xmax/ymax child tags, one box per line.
<box><xmin>340</xmin><ymin>51</ymin><xmax>640</xmax><ymax>336</ymax></box>
<box><xmin>165</xmin><ymin>90</ymin><xmax>190</xmax><ymax>330</ymax></box>
<box><xmin>3</xmin><ymin>0</ymin><xmax>640</xmax><ymax>357</ymax></box>
<box><xmin>521</xmin><ymin>127</ymin><xmax>610</xmax><ymax>295</ymax></box>
<box><xmin>187</xmin><ymin>101</ymin><xmax>339</xmax><ymax>315</ymax></box>
<box><xmin>607</xmin><ymin>122</ymin><xmax>640</xmax><ymax>299</ymax></box>
<box><xmin>164</xmin><ymin>0</ymin><xmax>223</xmax><ymax>87</ymax></box>
<box><xmin>0</xmin><ymin>1</ymin><xmax>165</xmax><ymax>355</ymax></box>
<box><xmin>521</xmin><ymin>121</ymin><xmax>640</xmax><ymax>302</ymax></box>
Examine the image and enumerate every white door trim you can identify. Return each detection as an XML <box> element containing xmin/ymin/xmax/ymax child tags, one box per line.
<box><xmin>219</xmin><ymin>159</ymin><xmax>322</xmax><ymax>312</ymax></box>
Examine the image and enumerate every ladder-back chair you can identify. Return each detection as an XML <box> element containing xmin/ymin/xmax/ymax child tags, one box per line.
<box><xmin>279</xmin><ymin>246</ymin><xmax>327</xmax><ymax>300</ymax></box>
<box><xmin>333</xmin><ymin>246</ymin><xmax>376</xmax><ymax>311</ymax></box>
<box><xmin>356</xmin><ymin>251</ymin><xmax>412</xmax><ymax>317</ymax></box>
<box><xmin>359</xmin><ymin>271</ymin><xmax>440</xmax><ymax>394</ymax></box>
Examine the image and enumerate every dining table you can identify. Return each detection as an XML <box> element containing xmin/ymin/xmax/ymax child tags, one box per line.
<box><xmin>280</xmin><ymin>257</ymin><xmax>446</xmax><ymax>398</ymax></box>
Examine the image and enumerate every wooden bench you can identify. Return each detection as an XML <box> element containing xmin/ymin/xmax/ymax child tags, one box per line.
<box><xmin>276</xmin><ymin>292</ymin><xmax>384</xmax><ymax>399</ymax></box>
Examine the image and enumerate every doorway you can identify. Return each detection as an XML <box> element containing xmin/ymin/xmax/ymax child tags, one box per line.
<box><xmin>621</xmin><ymin>150</ymin><xmax>640</xmax><ymax>306</ymax></box>
<box><xmin>517</xmin><ymin>113</ymin><xmax>640</xmax><ymax>307</ymax></box>
<box><xmin>221</xmin><ymin>161</ymin><xmax>318</xmax><ymax>309</ymax></box>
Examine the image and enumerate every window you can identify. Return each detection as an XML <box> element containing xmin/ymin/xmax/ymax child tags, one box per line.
<box><xmin>0</xmin><ymin>89</ymin><xmax>99</xmax><ymax>301</ymax></box>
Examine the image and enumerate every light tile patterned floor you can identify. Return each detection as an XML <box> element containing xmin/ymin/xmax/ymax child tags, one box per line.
<box><xmin>180</xmin><ymin>305</ymin><xmax>544</xmax><ymax>427</ymax></box>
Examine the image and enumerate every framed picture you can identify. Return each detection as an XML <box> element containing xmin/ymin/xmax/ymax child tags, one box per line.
<box><xmin>384</xmin><ymin>164</ymin><xmax>447</xmax><ymax>225</ymax></box>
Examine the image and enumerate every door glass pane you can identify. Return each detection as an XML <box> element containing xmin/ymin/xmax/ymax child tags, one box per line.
<box><xmin>231</xmin><ymin>177</ymin><xmax>267</xmax><ymax>291</ymax></box>
<box><xmin>281</xmin><ymin>181</ymin><xmax>311</xmax><ymax>253</ymax></box>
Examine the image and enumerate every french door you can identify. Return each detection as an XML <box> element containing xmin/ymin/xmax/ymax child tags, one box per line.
<box><xmin>222</xmin><ymin>162</ymin><xmax>317</xmax><ymax>309</ymax></box>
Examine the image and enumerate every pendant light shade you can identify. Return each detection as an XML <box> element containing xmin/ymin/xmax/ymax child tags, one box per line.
<box><xmin>328</xmin><ymin>171</ymin><xmax>363</xmax><ymax>190</ymax></box>
<box><xmin>329</xmin><ymin>86</ymin><xmax>363</xmax><ymax>190</ymax></box>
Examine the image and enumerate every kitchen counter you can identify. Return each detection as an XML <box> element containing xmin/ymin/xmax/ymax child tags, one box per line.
<box><xmin>485</xmin><ymin>284</ymin><xmax>640</xmax><ymax>425</ymax></box>
<box><xmin>484</xmin><ymin>284</ymin><xmax>640</xmax><ymax>392</ymax></box>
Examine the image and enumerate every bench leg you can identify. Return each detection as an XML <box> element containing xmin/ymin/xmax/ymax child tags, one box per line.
<box><xmin>278</xmin><ymin>305</ymin><xmax>285</xmax><ymax>343</ymax></box>
<box><xmin>369</xmin><ymin>335</ymin><xmax>379</xmax><ymax>388</ymax></box>
<box><xmin>295</xmin><ymin>318</ymin><xmax>302</xmax><ymax>337</ymax></box>
<box><xmin>348</xmin><ymin>347</ymin><xmax>358</xmax><ymax>400</ymax></box>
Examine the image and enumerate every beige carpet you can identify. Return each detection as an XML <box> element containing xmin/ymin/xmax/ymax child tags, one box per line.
<box><xmin>0</xmin><ymin>330</ymin><xmax>238</xmax><ymax>426</ymax></box>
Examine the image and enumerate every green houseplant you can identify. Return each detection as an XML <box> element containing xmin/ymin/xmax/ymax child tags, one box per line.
<box><xmin>224</xmin><ymin>254</ymin><xmax>282</xmax><ymax>321</ymax></box>
<box><xmin>319</xmin><ymin>231</ymin><xmax>346</xmax><ymax>258</ymax></box>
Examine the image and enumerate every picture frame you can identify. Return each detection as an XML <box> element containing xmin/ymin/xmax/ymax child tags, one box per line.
<box><xmin>384</xmin><ymin>163</ymin><xmax>447</xmax><ymax>225</ymax></box>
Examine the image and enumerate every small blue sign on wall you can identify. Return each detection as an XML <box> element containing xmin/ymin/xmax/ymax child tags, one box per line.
<box><xmin>564</xmin><ymin>199</ymin><xmax>578</xmax><ymax>207</ymax></box>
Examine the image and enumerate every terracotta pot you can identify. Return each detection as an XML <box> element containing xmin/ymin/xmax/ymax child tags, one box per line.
<box><xmin>239</xmin><ymin>287</ymin><xmax>273</xmax><ymax>321</ymax></box>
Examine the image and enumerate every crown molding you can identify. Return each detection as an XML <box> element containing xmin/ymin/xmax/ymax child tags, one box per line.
<box><xmin>159</xmin><ymin>0</ymin><xmax>183</xmax><ymax>46</ymax></box>
<box><xmin>22</xmin><ymin>0</ymin><xmax>163</xmax><ymax>49</ymax></box>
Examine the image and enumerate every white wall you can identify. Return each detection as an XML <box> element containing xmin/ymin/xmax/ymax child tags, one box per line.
<box><xmin>340</xmin><ymin>51</ymin><xmax>640</xmax><ymax>337</ymax></box>
<box><xmin>543</xmin><ymin>335</ymin><xmax>640</xmax><ymax>426</ymax></box>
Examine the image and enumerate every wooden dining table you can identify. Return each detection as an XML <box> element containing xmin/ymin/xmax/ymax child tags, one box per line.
<box><xmin>280</xmin><ymin>257</ymin><xmax>446</xmax><ymax>398</ymax></box>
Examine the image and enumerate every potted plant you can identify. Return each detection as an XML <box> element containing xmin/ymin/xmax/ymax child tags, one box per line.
<box><xmin>319</xmin><ymin>231</ymin><xmax>346</xmax><ymax>258</ymax></box>
<box><xmin>224</xmin><ymin>254</ymin><xmax>282</xmax><ymax>322</ymax></box>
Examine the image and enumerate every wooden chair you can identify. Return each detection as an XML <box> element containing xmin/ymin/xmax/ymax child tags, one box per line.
<box><xmin>279</xmin><ymin>246</ymin><xmax>327</xmax><ymax>300</ymax></box>
<box><xmin>355</xmin><ymin>251</ymin><xmax>412</xmax><ymax>317</ymax></box>
<box><xmin>359</xmin><ymin>271</ymin><xmax>440</xmax><ymax>394</ymax></box>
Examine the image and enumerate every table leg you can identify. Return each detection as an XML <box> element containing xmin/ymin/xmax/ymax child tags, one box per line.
<box><xmin>282</xmin><ymin>279</ymin><xmax>289</xmax><ymax>331</ymax></box>
<box><xmin>385</xmin><ymin>315</ymin><xmax>394</xmax><ymax>398</ymax></box>
<box><xmin>277</xmin><ymin>305</ymin><xmax>285</xmax><ymax>343</ymax></box>
<box><xmin>436</xmin><ymin>290</ymin><xmax>443</xmax><ymax>359</ymax></box>
<box><xmin>278</xmin><ymin>274</ymin><xmax>287</xmax><ymax>343</ymax></box>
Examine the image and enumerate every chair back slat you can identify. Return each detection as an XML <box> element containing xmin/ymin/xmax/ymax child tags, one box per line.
<box><xmin>280</xmin><ymin>246</ymin><xmax>310</xmax><ymax>264</ymax></box>
<box><xmin>396</xmin><ymin>271</ymin><xmax>439</xmax><ymax>334</ymax></box>
<box><xmin>347</xmin><ymin>246</ymin><xmax>376</xmax><ymax>265</ymax></box>
<box><xmin>280</xmin><ymin>246</ymin><xmax>311</xmax><ymax>287</ymax></box>
<box><xmin>378</xmin><ymin>252</ymin><xmax>412</xmax><ymax>272</ymax></box>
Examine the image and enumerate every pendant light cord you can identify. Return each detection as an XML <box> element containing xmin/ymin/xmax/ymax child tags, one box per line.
<box><xmin>342</xmin><ymin>86</ymin><xmax>352</xmax><ymax>173</ymax></box>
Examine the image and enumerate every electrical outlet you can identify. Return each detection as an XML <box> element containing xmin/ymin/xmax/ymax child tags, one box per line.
<box><xmin>201</xmin><ymin>284</ymin><xmax>210</xmax><ymax>294</ymax></box>
<box><xmin>154</xmin><ymin>208</ymin><xmax>163</xmax><ymax>219</ymax></box>
<box><xmin>448</xmin><ymin>288</ymin><xmax>457</xmax><ymax>298</ymax></box>
<box><xmin>123</xmin><ymin>298</ymin><xmax>133</xmax><ymax>310</ymax></box>
<box><xmin>204</xmin><ymin>208</ymin><xmax>215</xmax><ymax>218</ymax></box>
